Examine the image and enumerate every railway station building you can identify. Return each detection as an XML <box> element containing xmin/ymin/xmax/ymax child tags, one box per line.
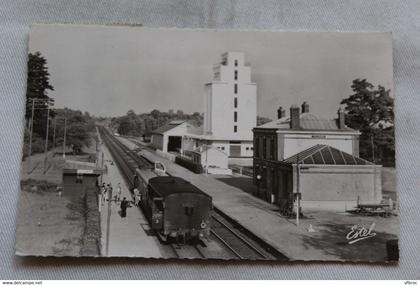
<box><xmin>253</xmin><ymin>102</ymin><xmax>383</xmax><ymax>211</ymax></box>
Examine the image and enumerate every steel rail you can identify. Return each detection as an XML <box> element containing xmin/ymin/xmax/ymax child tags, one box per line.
<box><xmin>211</xmin><ymin>214</ymin><xmax>270</xmax><ymax>259</ymax></box>
<box><xmin>210</xmin><ymin>229</ymin><xmax>244</xmax><ymax>259</ymax></box>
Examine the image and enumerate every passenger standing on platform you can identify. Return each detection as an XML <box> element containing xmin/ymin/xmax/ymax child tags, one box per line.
<box><xmin>117</xmin><ymin>183</ymin><xmax>122</xmax><ymax>202</ymax></box>
<box><xmin>133</xmin><ymin>188</ymin><xmax>140</xmax><ymax>206</ymax></box>
<box><xmin>106</xmin><ymin>183</ymin><xmax>112</xmax><ymax>201</ymax></box>
<box><xmin>100</xmin><ymin>184</ymin><xmax>107</xmax><ymax>205</ymax></box>
<box><xmin>120</xmin><ymin>197</ymin><xmax>131</xmax><ymax>218</ymax></box>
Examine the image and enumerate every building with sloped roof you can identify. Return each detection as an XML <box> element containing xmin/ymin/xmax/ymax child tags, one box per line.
<box><xmin>151</xmin><ymin>120</ymin><xmax>200</xmax><ymax>153</ymax></box>
<box><xmin>252</xmin><ymin>102</ymin><xmax>382</xmax><ymax>211</ymax></box>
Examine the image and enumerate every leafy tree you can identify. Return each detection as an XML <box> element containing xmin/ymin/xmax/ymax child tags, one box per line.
<box><xmin>66</xmin><ymin>124</ymin><xmax>91</xmax><ymax>154</ymax></box>
<box><xmin>52</xmin><ymin>108</ymin><xmax>95</xmax><ymax>155</ymax></box>
<box><xmin>341</xmin><ymin>79</ymin><xmax>395</xmax><ymax>166</ymax></box>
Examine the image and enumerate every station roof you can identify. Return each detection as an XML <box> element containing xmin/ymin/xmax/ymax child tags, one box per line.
<box><xmin>256</xmin><ymin>113</ymin><xmax>356</xmax><ymax>132</ymax></box>
<box><xmin>148</xmin><ymin>176</ymin><xmax>210</xmax><ymax>198</ymax></box>
<box><xmin>151</xmin><ymin>120</ymin><xmax>186</xmax><ymax>135</ymax></box>
<box><xmin>63</xmin><ymin>160</ymin><xmax>105</xmax><ymax>175</ymax></box>
<box><xmin>283</xmin><ymin>144</ymin><xmax>373</xmax><ymax>165</ymax></box>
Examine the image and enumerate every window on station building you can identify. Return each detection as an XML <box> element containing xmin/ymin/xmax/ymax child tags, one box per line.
<box><xmin>234</xmin><ymin>59</ymin><xmax>238</xmax><ymax>66</ymax></box>
<box><xmin>234</xmin><ymin>125</ymin><xmax>237</xmax><ymax>133</ymax></box>
<box><xmin>234</xmin><ymin>84</ymin><xmax>238</xmax><ymax>94</ymax></box>
<box><xmin>234</xmin><ymin>97</ymin><xmax>238</xmax><ymax>108</ymax></box>
<box><xmin>234</xmin><ymin>70</ymin><xmax>238</xmax><ymax>80</ymax></box>
<box><xmin>234</xmin><ymin>111</ymin><xmax>237</xmax><ymax>122</ymax></box>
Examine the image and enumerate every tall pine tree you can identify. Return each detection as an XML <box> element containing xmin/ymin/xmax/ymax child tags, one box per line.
<box><xmin>26</xmin><ymin>52</ymin><xmax>54</xmax><ymax>137</ymax></box>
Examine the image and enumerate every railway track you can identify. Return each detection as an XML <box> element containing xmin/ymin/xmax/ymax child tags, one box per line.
<box><xmin>210</xmin><ymin>211</ymin><xmax>273</xmax><ymax>260</ymax></box>
<box><xmin>98</xmin><ymin>126</ymin><xmax>284</xmax><ymax>260</ymax></box>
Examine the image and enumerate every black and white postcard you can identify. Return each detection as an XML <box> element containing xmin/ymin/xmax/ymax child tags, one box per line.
<box><xmin>16</xmin><ymin>25</ymin><xmax>398</xmax><ymax>262</ymax></box>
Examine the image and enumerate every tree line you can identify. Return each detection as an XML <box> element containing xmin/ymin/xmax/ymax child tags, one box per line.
<box><xmin>110</xmin><ymin>109</ymin><xmax>203</xmax><ymax>137</ymax></box>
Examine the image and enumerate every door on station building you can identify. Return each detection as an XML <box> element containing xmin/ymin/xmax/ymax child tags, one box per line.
<box><xmin>167</xmin><ymin>136</ymin><xmax>182</xmax><ymax>152</ymax></box>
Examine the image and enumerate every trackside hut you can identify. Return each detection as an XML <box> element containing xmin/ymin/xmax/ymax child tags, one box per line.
<box><xmin>62</xmin><ymin>160</ymin><xmax>105</xmax><ymax>200</ymax></box>
<box><xmin>189</xmin><ymin>145</ymin><xmax>231</xmax><ymax>175</ymax></box>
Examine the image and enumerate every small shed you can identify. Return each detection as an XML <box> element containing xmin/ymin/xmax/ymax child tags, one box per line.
<box><xmin>62</xmin><ymin>160</ymin><xmax>106</xmax><ymax>200</ymax></box>
<box><xmin>190</xmin><ymin>145</ymin><xmax>231</xmax><ymax>175</ymax></box>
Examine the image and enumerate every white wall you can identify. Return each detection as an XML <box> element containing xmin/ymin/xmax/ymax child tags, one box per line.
<box><xmin>293</xmin><ymin>164</ymin><xmax>382</xmax><ymax>211</ymax></box>
<box><xmin>280</xmin><ymin>132</ymin><xmax>357</xmax><ymax>160</ymax></box>
<box><xmin>200</xmin><ymin>148</ymin><xmax>229</xmax><ymax>169</ymax></box>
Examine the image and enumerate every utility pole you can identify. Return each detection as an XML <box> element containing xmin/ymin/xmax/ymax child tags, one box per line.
<box><xmin>28</xmin><ymin>99</ymin><xmax>35</xmax><ymax>172</ymax></box>
<box><xmin>43</xmin><ymin>105</ymin><xmax>50</xmax><ymax>173</ymax></box>
<box><xmin>63</xmin><ymin>117</ymin><xmax>67</xmax><ymax>159</ymax></box>
<box><xmin>52</xmin><ymin>118</ymin><xmax>56</xmax><ymax>149</ymax></box>
<box><xmin>296</xmin><ymin>153</ymin><xmax>300</xmax><ymax>226</ymax></box>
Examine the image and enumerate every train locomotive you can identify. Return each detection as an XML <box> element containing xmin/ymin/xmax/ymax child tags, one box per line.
<box><xmin>132</xmin><ymin>159</ymin><xmax>213</xmax><ymax>243</ymax></box>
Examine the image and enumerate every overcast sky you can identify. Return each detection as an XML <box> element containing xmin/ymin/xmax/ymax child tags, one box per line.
<box><xmin>29</xmin><ymin>25</ymin><xmax>393</xmax><ymax>119</ymax></box>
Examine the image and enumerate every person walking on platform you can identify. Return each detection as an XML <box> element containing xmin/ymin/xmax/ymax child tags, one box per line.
<box><xmin>120</xmin><ymin>197</ymin><xmax>131</xmax><ymax>218</ymax></box>
<box><xmin>133</xmin><ymin>188</ymin><xmax>140</xmax><ymax>206</ymax></box>
<box><xmin>116</xmin><ymin>183</ymin><xmax>122</xmax><ymax>202</ymax></box>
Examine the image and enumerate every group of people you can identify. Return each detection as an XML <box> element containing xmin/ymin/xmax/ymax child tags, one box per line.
<box><xmin>99</xmin><ymin>182</ymin><xmax>142</xmax><ymax>218</ymax></box>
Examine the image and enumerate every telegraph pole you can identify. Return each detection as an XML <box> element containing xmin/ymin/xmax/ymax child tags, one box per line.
<box><xmin>63</xmin><ymin>117</ymin><xmax>67</xmax><ymax>159</ymax></box>
<box><xmin>296</xmin><ymin>153</ymin><xmax>300</xmax><ymax>226</ymax></box>
<box><xmin>52</xmin><ymin>118</ymin><xmax>56</xmax><ymax>149</ymax></box>
<box><xmin>43</xmin><ymin>105</ymin><xmax>50</xmax><ymax>173</ymax></box>
<box><xmin>28</xmin><ymin>99</ymin><xmax>35</xmax><ymax>171</ymax></box>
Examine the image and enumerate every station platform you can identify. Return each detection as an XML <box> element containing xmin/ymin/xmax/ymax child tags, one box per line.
<box><xmin>118</xmin><ymin>137</ymin><xmax>346</xmax><ymax>261</ymax></box>
<box><xmin>98</xmin><ymin>135</ymin><xmax>165</xmax><ymax>258</ymax></box>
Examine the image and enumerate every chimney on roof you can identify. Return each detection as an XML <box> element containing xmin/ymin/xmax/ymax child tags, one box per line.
<box><xmin>337</xmin><ymin>108</ymin><xmax>345</xmax><ymax>129</ymax></box>
<box><xmin>301</xmin><ymin>101</ymin><xmax>309</xmax><ymax>113</ymax></box>
<box><xmin>290</xmin><ymin>105</ymin><xmax>300</xmax><ymax>130</ymax></box>
<box><xmin>277</xmin><ymin>106</ymin><xmax>286</xmax><ymax>119</ymax></box>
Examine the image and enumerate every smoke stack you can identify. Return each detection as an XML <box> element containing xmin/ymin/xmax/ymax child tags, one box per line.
<box><xmin>338</xmin><ymin>108</ymin><xmax>345</xmax><ymax>129</ymax></box>
<box><xmin>301</xmin><ymin>101</ymin><xmax>309</xmax><ymax>113</ymax></box>
<box><xmin>277</xmin><ymin>107</ymin><xmax>286</xmax><ymax>119</ymax></box>
<box><xmin>290</xmin><ymin>105</ymin><xmax>300</xmax><ymax>130</ymax></box>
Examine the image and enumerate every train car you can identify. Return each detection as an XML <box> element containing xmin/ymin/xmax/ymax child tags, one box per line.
<box><xmin>132</xmin><ymin>159</ymin><xmax>212</xmax><ymax>243</ymax></box>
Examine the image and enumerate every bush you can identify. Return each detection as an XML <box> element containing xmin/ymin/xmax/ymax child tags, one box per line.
<box><xmin>175</xmin><ymin>156</ymin><xmax>203</xmax><ymax>174</ymax></box>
